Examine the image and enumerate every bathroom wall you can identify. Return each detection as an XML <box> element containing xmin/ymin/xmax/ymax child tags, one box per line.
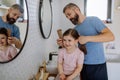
<box><xmin>0</xmin><ymin>0</ymin><xmax>120</xmax><ymax>80</ymax></box>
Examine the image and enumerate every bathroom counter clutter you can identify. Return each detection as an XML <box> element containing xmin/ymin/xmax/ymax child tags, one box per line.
<box><xmin>105</xmin><ymin>53</ymin><xmax>120</xmax><ymax>62</ymax></box>
<box><xmin>35</xmin><ymin>72</ymin><xmax>49</xmax><ymax>80</ymax></box>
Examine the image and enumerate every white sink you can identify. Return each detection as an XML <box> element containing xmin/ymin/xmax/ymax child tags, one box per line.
<box><xmin>46</xmin><ymin>61</ymin><xmax>58</xmax><ymax>74</ymax></box>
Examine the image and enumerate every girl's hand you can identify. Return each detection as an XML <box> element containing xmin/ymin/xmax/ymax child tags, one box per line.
<box><xmin>59</xmin><ymin>73</ymin><xmax>66</xmax><ymax>80</ymax></box>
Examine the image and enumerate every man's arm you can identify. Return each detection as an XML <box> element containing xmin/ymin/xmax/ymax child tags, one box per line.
<box><xmin>79</xmin><ymin>27</ymin><xmax>115</xmax><ymax>44</ymax></box>
<box><xmin>14</xmin><ymin>37</ymin><xmax>22</xmax><ymax>49</ymax></box>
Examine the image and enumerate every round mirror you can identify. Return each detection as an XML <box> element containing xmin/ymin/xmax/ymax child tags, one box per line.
<box><xmin>0</xmin><ymin>0</ymin><xmax>28</xmax><ymax>63</ymax></box>
<box><xmin>39</xmin><ymin>0</ymin><xmax>52</xmax><ymax>39</ymax></box>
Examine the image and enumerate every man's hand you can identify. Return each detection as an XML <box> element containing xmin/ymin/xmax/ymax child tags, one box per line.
<box><xmin>57</xmin><ymin>38</ymin><xmax>63</xmax><ymax>47</ymax></box>
<box><xmin>79</xmin><ymin>36</ymin><xmax>89</xmax><ymax>44</ymax></box>
<box><xmin>8</xmin><ymin>37</ymin><xmax>17</xmax><ymax>44</ymax></box>
<box><xmin>8</xmin><ymin>37</ymin><xmax>22</xmax><ymax>49</ymax></box>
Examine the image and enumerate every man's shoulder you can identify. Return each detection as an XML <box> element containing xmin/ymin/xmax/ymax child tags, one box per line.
<box><xmin>86</xmin><ymin>16</ymin><xmax>99</xmax><ymax>20</ymax></box>
<box><xmin>13</xmin><ymin>24</ymin><xmax>19</xmax><ymax>28</ymax></box>
<box><xmin>0</xmin><ymin>16</ymin><xmax>3</xmax><ymax>24</ymax></box>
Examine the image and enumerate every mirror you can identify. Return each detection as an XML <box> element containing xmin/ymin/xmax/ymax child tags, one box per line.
<box><xmin>39</xmin><ymin>0</ymin><xmax>52</xmax><ymax>39</ymax></box>
<box><xmin>0</xmin><ymin>0</ymin><xmax>28</xmax><ymax>63</ymax></box>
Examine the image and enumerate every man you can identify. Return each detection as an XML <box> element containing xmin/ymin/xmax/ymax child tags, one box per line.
<box><xmin>0</xmin><ymin>4</ymin><xmax>24</xmax><ymax>49</ymax></box>
<box><xmin>57</xmin><ymin>3</ymin><xmax>115</xmax><ymax>80</ymax></box>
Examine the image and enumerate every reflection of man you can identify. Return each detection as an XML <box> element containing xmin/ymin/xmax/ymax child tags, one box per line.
<box><xmin>0</xmin><ymin>4</ymin><xmax>24</xmax><ymax>49</ymax></box>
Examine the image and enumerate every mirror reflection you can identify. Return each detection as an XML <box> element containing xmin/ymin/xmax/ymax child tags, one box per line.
<box><xmin>0</xmin><ymin>0</ymin><xmax>28</xmax><ymax>63</ymax></box>
<box><xmin>39</xmin><ymin>0</ymin><xmax>52</xmax><ymax>39</ymax></box>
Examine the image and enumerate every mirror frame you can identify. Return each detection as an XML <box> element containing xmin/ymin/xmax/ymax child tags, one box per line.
<box><xmin>39</xmin><ymin>0</ymin><xmax>53</xmax><ymax>39</ymax></box>
<box><xmin>0</xmin><ymin>0</ymin><xmax>29</xmax><ymax>64</ymax></box>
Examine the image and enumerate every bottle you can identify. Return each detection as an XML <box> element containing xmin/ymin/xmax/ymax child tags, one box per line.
<box><xmin>39</xmin><ymin>67</ymin><xmax>44</xmax><ymax>80</ymax></box>
<box><xmin>42</xmin><ymin>61</ymin><xmax>46</xmax><ymax>72</ymax></box>
<box><xmin>39</xmin><ymin>60</ymin><xmax>46</xmax><ymax>80</ymax></box>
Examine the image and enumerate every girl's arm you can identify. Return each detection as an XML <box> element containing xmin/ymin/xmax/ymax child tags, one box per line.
<box><xmin>58</xmin><ymin>62</ymin><xmax>63</xmax><ymax>74</ymax></box>
<box><xmin>66</xmin><ymin>64</ymin><xmax>83</xmax><ymax>80</ymax></box>
<box><xmin>58</xmin><ymin>63</ymin><xmax>66</xmax><ymax>80</ymax></box>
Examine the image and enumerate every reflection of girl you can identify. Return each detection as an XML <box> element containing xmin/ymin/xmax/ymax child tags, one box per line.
<box><xmin>0</xmin><ymin>28</ymin><xmax>17</xmax><ymax>62</ymax></box>
<box><xmin>55</xmin><ymin>29</ymin><xmax>84</xmax><ymax>80</ymax></box>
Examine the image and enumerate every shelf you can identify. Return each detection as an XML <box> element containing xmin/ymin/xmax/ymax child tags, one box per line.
<box><xmin>0</xmin><ymin>6</ymin><xmax>9</xmax><ymax>9</ymax></box>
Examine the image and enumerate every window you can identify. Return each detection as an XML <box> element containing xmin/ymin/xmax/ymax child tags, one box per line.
<box><xmin>16</xmin><ymin>0</ymin><xmax>28</xmax><ymax>21</ymax></box>
<box><xmin>84</xmin><ymin>0</ymin><xmax>112</xmax><ymax>23</ymax></box>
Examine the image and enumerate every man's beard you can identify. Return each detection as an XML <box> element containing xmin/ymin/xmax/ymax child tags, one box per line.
<box><xmin>70</xmin><ymin>14</ymin><xmax>79</xmax><ymax>25</ymax></box>
<box><xmin>6</xmin><ymin>14</ymin><xmax>16</xmax><ymax>24</ymax></box>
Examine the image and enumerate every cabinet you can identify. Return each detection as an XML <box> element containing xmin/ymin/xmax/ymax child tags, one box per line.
<box><xmin>107</xmin><ymin>63</ymin><xmax>120</xmax><ymax>80</ymax></box>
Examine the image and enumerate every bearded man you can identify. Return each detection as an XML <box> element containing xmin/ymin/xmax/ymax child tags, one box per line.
<box><xmin>0</xmin><ymin>4</ymin><xmax>24</xmax><ymax>49</ymax></box>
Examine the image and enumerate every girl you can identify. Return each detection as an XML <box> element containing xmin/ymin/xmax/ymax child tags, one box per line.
<box><xmin>0</xmin><ymin>27</ymin><xmax>17</xmax><ymax>62</ymax></box>
<box><xmin>55</xmin><ymin>28</ymin><xmax>84</xmax><ymax>80</ymax></box>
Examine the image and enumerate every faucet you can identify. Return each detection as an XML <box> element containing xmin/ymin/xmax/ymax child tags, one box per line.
<box><xmin>49</xmin><ymin>51</ymin><xmax>58</xmax><ymax>61</ymax></box>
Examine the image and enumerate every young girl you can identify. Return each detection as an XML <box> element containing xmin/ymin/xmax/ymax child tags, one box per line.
<box><xmin>55</xmin><ymin>28</ymin><xmax>84</xmax><ymax>80</ymax></box>
<box><xmin>0</xmin><ymin>27</ymin><xmax>17</xmax><ymax>62</ymax></box>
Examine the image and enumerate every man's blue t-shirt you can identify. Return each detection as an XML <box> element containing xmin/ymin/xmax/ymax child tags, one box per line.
<box><xmin>0</xmin><ymin>16</ymin><xmax>20</xmax><ymax>39</ymax></box>
<box><xmin>75</xmin><ymin>16</ymin><xmax>106</xmax><ymax>64</ymax></box>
